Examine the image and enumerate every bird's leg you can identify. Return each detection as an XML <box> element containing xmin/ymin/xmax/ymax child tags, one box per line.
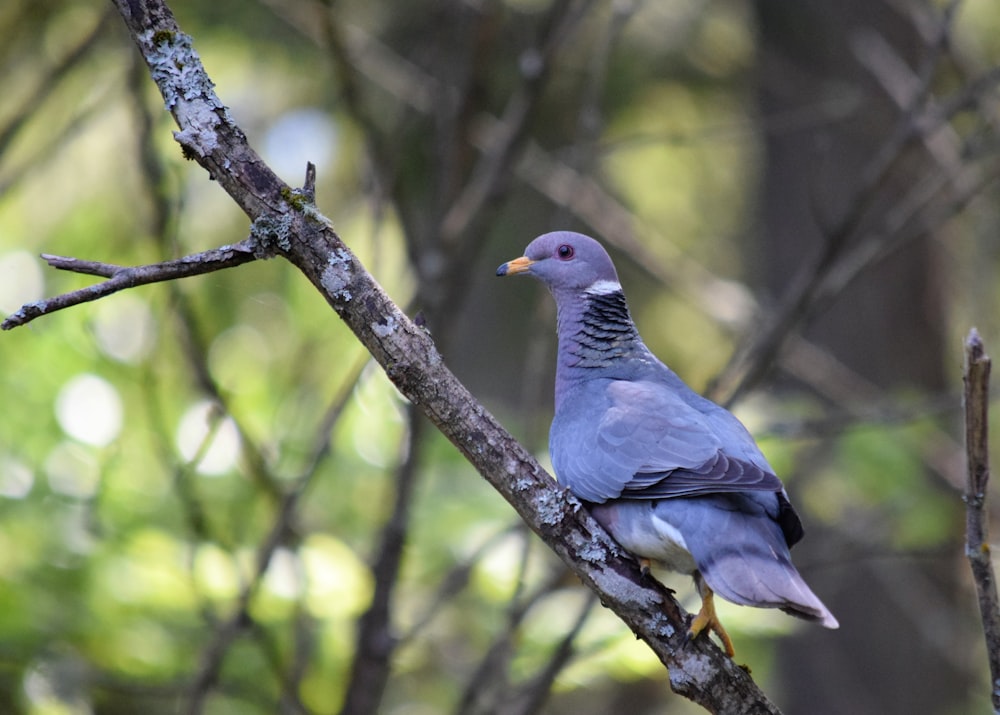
<box><xmin>638</xmin><ymin>557</ymin><xmax>652</xmax><ymax>579</ymax></box>
<box><xmin>688</xmin><ymin>572</ymin><xmax>735</xmax><ymax>657</ymax></box>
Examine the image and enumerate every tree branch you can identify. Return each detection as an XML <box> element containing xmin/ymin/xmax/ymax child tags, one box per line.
<box><xmin>339</xmin><ymin>408</ymin><xmax>426</xmax><ymax>715</ymax></box>
<box><xmin>709</xmin><ymin>1</ymin><xmax>995</xmax><ymax>406</ymax></box>
<box><xmin>963</xmin><ymin>328</ymin><xmax>1000</xmax><ymax>711</ymax></box>
<box><xmin>3</xmin><ymin>1</ymin><xmax>786</xmax><ymax>711</ymax></box>
<box><xmin>277</xmin><ymin>172</ymin><xmax>777</xmax><ymax>715</ymax></box>
<box><xmin>0</xmin><ymin>240</ymin><xmax>261</xmax><ymax>329</ymax></box>
<box><xmin>0</xmin><ymin>6</ymin><xmax>114</xmax><ymax>159</ymax></box>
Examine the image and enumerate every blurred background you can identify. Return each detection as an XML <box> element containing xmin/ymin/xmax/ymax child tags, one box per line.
<box><xmin>1</xmin><ymin>0</ymin><xmax>1000</xmax><ymax>713</ymax></box>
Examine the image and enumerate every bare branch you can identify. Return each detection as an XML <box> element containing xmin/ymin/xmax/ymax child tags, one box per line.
<box><xmin>963</xmin><ymin>328</ymin><xmax>1000</xmax><ymax>711</ymax></box>
<box><xmin>339</xmin><ymin>408</ymin><xmax>426</xmax><ymax>715</ymax></box>
<box><xmin>186</xmin><ymin>349</ymin><xmax>369</xmax><ymax>711</ymax></box>
<box><xmin>850</xmin><ymin>27</ymin><xmax>966</xmax><ymax>184</ymax></box>
<box><xmin>514</xmin><ymin>591</ymin><xmax>597</xmax><ymax>715</ymax></box>
<box><xmin>0</xmin><ymin>7</ymin><xmax>114</xmax><ymax>159</ymax></box>
<box><xmin>455</xmin><ymin>564</ymin><xmax>570</xmax><ymax>715</ymax></box>
<box><xmin>430</xmin><ymin>0</ymin><xmax>600</xmax><ymax>336</ymax></box>
<box><xmin>438</xmin><ymin>0</ymin><xmax>596</xmax><ymax>246</ymax></box>
<box><xmin>815</xmin><ymin>156</ymin><xmax>1000</xmax><ymax>310</ymax></box>
<box><xmin>275</xmin><ymin>127</ymin><xmax>781</xmax><ymax>715</ymax></box>
<box><xmin>398</xmin><ymin>523</ymin><xmax>524</xmax><ymax>646</ymax></box>
<box><xmin>710</xmin><ymin>1</ymin><xmax>996</xmax><ymax>406</ymax></box>
<box><xmin>1</xmin><ymin>240</ymin><xmax>261</xmax><ymax>330</ymax></box>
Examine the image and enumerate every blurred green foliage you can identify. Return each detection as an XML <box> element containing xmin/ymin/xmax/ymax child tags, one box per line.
<box><xmin>1</xmin><ymin>0</ymin><xmax>999</xmax><ymax>714</ymax></box>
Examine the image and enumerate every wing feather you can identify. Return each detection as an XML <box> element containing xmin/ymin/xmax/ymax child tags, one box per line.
<box><xmin>551</xmin><ymin>376</ymin><xmax>783</xmax><ymax>502</ymax></box>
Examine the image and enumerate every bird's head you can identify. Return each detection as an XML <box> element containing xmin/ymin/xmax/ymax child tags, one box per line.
<box><xmin>496</xmin><ymin>231</ymin><xmax>620</xmax><ymax>294</ymax></box>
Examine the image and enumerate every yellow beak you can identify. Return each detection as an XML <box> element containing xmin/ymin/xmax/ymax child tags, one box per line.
<box><xmin>496</xmin><ymin>256</ymin><xmax>535</xmax><ymax>277</ymax></box>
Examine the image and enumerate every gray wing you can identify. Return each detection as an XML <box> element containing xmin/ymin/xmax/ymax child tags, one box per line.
<box><xmin>552</xmin><ymin>377</ymin><xmax>783</xmax><ymax>503</ymax></box>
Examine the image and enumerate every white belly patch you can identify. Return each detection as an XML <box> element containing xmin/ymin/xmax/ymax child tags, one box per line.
<box><xmin>593</xmin><ymin>501</ymin><xmax>697</xmax><ymax>575</ymax></box>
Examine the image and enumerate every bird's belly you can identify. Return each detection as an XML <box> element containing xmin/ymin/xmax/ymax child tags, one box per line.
<box><xmin>590</xmin><ymin>500</ymin><xmax>697</xmax><ymax>575</ymax></box>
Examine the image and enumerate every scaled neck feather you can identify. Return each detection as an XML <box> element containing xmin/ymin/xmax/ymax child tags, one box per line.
<box><xmin>554</xmin><ymin>286</ymin><xmax>650</xmax><ymax>390</ymax></box>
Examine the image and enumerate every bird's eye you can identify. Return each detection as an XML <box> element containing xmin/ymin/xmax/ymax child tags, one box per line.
<box><xmin>557</xmin><ymin>244</ymin><xmax>574</xmax><ymax>260</ymax></box>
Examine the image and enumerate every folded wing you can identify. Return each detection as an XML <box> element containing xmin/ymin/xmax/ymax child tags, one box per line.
<box><xmin>552</xmin><ymin>377</ymin><xmax>783</xmax><ymax>503</ymax></box>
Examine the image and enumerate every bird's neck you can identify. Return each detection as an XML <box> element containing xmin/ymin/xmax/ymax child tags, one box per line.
<box><xmin>554</xmin><ymin>286</ymin><xmax>649</xmax><ymax>393</ymax></box>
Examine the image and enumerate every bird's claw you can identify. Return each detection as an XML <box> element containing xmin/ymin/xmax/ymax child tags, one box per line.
<box><xmin>686</xmin><ymin>587</ymin><xmax>735</xmax><ymax>658</ymax></box>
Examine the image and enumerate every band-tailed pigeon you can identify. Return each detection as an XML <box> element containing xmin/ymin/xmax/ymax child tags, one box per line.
<box><xmin>497</xmin><ymin>231</ymin><xmax>838</xmax><ymax>656</ymax></box>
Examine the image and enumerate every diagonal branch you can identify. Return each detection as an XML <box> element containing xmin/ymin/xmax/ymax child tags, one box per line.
<box><xmin>0</xmin><ymin>7</ymin><xmax>115</xmax><ymax>160</ymax></box>
<box><xmin>3</xmin><ymin>1</ymin><xmax>786</xmax><ymax>711</ymax></box>
<box><xmin>515</xmin><ymin>591</ymin><xmax>597</xmax><ymax>715</ymax></box>
<box><xmin>709</xmin><ymin>1</ymin><xmax>990</xmax><ymax>406</ymax></box>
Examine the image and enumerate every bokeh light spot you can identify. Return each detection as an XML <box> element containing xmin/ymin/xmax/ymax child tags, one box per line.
<box><xmin>263</xmin><ymin>108</ymin><xmax>338</xmax><ymax>181</ymax></box>
<box><xmin>93</xmin><ymin>295</ymin><xmax>156</xmax><ymax>364</ymax></box>
<box><xmin>45</xmin><ymin>441</ymin><xmax>100</xmax><ymax>500</ymax></box>
<box><xmin>0</xmin><ymin>456</ymin><xmax>34</xmax><ymax>499</ymax></box>
<box><xmin>55</xmin><ymin>374</ymin><xmax>124</xmax><ymax>447</ymax></box>
<box><xmin>176</xmin><ymin>401</ymin><xmax>241</xmax><ymax>475</ymax></box>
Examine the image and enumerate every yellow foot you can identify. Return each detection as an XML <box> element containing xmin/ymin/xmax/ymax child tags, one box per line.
<box><xmin>639</xmin><ymin>557</ymin><xmax>652</xmax><ymax>578</ymax></box>
<box><xmin>688</xmin><ymin>585</ymin><xmax>735</xmax><ymax>658</ymax></box>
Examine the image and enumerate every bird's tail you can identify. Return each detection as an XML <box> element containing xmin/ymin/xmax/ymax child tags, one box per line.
<box><xmin>668</xmin><ymin>493</ymin><xmax>839</xmax><ymax>629</ymax></box>
<box><xmin>700</xmin><ymin>545</ymin><xmax>839</xmax><ymax>629</ymax></box>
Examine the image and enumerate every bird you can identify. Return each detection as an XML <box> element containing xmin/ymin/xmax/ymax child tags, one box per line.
<box><xmin>496</xmin><ymin>231</ymin><xmax>838</xmax><ymax>656</ymax></box>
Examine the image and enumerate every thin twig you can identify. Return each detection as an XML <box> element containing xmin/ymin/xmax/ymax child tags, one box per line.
<box><xmin>0</xmin><ymin>241</ymin><xmax>261</xmax><ymax>330</ymax></box>
<box><xmin>850</xmin><ymin>26</ymin><xmax>967</xmax><ymax>187</ymax></box>
<box><xmin>963</xmin><ymin>328</ymin><xmax>1000</xmax><ymax>712</ymax></box>
<box><xmin>709</xmin><ymin>1</ymin><xmax>977</xmax><ymax>405</ymax></box>
<box><xmin>548</xmin><ymin>0</ymin><xmax>639</xmax><ymax>229</ymax></box>
<box><xmin>0</xmin><ymin>7</ymin><xmax>114</xmax><ymax>158</ymax></box>
<box><xmin>250</xmin><ymin>616</ymin><xmax>314</xmax><ymax>715</ymax></box>
<box><xmin>514</xmin><ymin>591</ymin><xmax>597</xmax><ymax>715</ymax></box>
<box><xmin>398</xmin><ymin>522</ymin><xmax>524</xmax><ymax>646</ymax></box>
<box><xmin>815</xmin><ymin>155</ymin><xmax>1000</xmax><ymax>312</ymax></box>
<box><xmin>187</xmin><ymin>473</ymin><xmax>302</xmax><ymax>712</ymax></box>
<box><xmin>186</xmin><ymin>351</ymin><xmax>369</xmax><ymax>712</ymax></box>
<box><xmin>318</xmin><ymin>5</ymin><xmax>397</xmax><ymax>221</ymax></box>
<box><xmin>431</xmin><ymin>0</ymin><xmax>599</xmax><ymax>339</ymax></box>
<box><xmin>455</xmin><ymin>566</ymin><xmax>576</xmax><ymax>715</ymax></box>
<box><xmin>438</xmin><ymin>0</ymin><xmax>594</xmax><ymax>246</ymax></box>
<box><xmin>339</xmin><ymin>406</ymin><xmax>426</xmax><ymax>715</ymax></box>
